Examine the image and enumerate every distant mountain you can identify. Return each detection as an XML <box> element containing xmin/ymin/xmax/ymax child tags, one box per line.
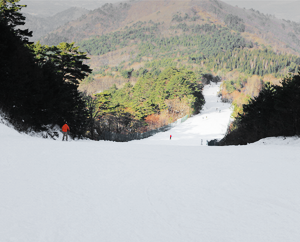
<box><xmin>39</xmin><ymin>2</ymin><xmax>133</xmax><ymax>45</ymax></box>
<box><xmin>20</xmin><ymin>0</ymin><xmax>106</xmax><ymax>16</ymax></box>
<box><xmin>39</xmin><ymin>0</ymin><xmax>300</xmax><ymax>55</ymax></box>
<box><xmin>22</xmin><ymin>7</ymin><xmax>89</xmax><ymax>41</ymax></box>
<box><xmin>20</xmin><ymin>0</ymin><xmax>300</xmax><ymax>23</ymax></box>
<box><xmin>33</xmin><ymin>0</ymin><xmax>300</xmax><ymax>113</ymax></box>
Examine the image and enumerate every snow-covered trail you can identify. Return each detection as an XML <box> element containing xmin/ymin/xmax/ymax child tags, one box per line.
<box><xmin>133</xmin><ymin>82</ymin><xmax>232</xmax><ymax>146</ymax></box>
<box><xmin>1</xmin><ymin>83</ymin><xmax>300</xmax><ymax>242</ymax></box>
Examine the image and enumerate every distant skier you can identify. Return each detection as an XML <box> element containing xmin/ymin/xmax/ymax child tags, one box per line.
<box><xmin>170</xmin><ymin>134</ymin><xmax>172</xmax><ymax>140</ymax></box>
<box><xmin>62</xmin><ymin>122</ymin><xmax>70</xmax><ymax>141</ymax></box>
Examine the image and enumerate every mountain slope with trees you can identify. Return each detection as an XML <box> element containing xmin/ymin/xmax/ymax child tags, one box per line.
<box><xmin>40</xmin><ymin>0</ymin><xmax>300</xmax><ymax>55</ymax></box>
<box><xmin>83</xmin><ymin>67</ymin><xmax>205</xmax><ymax>139</ymax></box>
<box><xmin>39</xmin><ymin>0</ymin><xmax>299</xmax><ymax>136</ymax></box>
<box><xmin>38</xmin><ymin>0</ymin><xmax>300</xmax><ymax>100</ymax></box>
<box><xmin>219</xmin><ymin>73</ymin><xmax>300</xmax><ymax>145</ymax></box>
<box><xmin>0</xmin><ymin>0</ymin><xmax>207</xmax><ymax>140</ymax></box>
<box><xmin>3</xmin><ymin>0</ymin><xmax>300</xmax><ymax>142</ymax></box>
<box><xmin>40</xmin><ymin>0</ymin><xmax>300</xmax><ymax>102</ymax></box>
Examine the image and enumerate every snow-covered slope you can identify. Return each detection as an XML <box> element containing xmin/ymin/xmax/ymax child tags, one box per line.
<box><xmin>1</xmin><ymin>83</ymin><xmax>300</xmax><ymax>242</ymax></box>
<box><xmin>133</xmin><ymin>82</ymin><xmax>232</xmax><ymax>146</ymax></box>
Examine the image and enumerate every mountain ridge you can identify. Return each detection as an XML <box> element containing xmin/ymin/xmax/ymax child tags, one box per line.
<box><xmin>22</xmin><ymin>7</ymin><xmax>89</xmax><ymax>41</ymax></box>
<box><xmin>32</xmin><ymin>0</ymin><xmax>300</xmax><ymax>118</ymax></box>
<box><xmin>39</xmin><ymin>0</ymin><xmax>300</xmax><ymax>56</ymax></box>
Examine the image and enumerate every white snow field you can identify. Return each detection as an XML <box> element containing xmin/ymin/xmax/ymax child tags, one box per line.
<box><xmin>1</xmin><ymin>83</ymin><xmax>300</xmax><ymax>242</ymax></box>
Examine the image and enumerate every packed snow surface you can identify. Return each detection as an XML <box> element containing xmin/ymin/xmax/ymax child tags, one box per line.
<box><xmin>1</xmin><ymin>83</ymin><xmax>300</xmax><ymax>242</ymax></box>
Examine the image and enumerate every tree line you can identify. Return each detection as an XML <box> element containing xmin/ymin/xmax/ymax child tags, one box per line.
<box><xmin>219</xmin><ymin>73</ymin><xmax>300</xmax><ymax>145</ymax></box>
<box><xmin>0</xmin><ymin>0</ymin><xmax>91</xmax><ymax>138</ymax></box>
<box><xmin>83</xmin><ymin>68</ymin><xmax>205</xmax><ymax>139</ymax></box>
<box><xmin>199</xmin><ymin>48</ymin><xmax>300</xmax><ymax>77</ymax></box>
<box><xmin>84</xmin><ymin>18</ymin><xmax>299</xmax><ymax>85</ymax></box>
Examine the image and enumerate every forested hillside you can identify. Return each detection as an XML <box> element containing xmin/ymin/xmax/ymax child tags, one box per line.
<box><xmin>0</xmin><ymin>0</ymin><xmax>207</xmax><ymax>140</ymax></box>
<box><xmin>40</xmin><ymin>0</ymin><xmax>300</xmax><ymax>55</ymax></box>
<box><xmin>3</xmin><ymin>0</ymin><xmax>300</xmax><ymax>142</ymax></box>
<box><xmin>60</xmin><ymin>0</ymin><xmax>299</xmax><ymax>125</ymax></box>
<box><xmin>38</xmin><ymin>0</ymin><xmax>300</xmax><ymax>101</ymax></box>
<box><xmin>83</xmin><ymin>67</ymin><xmax>205</xmax><ymax>139</ymax></box>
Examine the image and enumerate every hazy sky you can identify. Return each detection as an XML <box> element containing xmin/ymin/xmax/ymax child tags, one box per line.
<box><xmin>19</xmin><ymin>0</ymin><xmax>300</xmax><ymax>21</ymax></box>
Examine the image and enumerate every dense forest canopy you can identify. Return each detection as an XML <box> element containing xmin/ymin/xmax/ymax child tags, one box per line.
<box><xmin>108</xmin><ymin>67</ymin><xmax>205</xmax><ymax>119</ymax></box>
<box><xmin>83</xmin><ymin>67</ymin><xmax>205</xmax><ymax>139</ymax></box>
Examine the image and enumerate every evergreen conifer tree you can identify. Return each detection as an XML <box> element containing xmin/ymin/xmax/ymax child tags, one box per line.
<box><xmin>0</xmin><ymin>1</ymin><xmax>91</xmax><ymax>138</ymax></box>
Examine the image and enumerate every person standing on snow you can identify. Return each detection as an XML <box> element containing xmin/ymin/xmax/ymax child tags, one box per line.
<box><xmin>170</xmin><ymin>134</ymin><xmax>172</xmax><ymax>140</ymax></box>
<box><xmin>62</xmin><ymin>122</ymin><xmax>70</xmax><ymax>141</ymax></box>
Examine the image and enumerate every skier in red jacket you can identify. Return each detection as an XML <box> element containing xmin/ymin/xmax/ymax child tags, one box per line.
<box><xmin>170</xmin><ymin>134</ymin><xmax>172</xmax><ymax>140</ymax></box>
<box><xmin>62</xmin><ymin>123</ymin><xmax>70</xmax><ymax>141</ymax></box>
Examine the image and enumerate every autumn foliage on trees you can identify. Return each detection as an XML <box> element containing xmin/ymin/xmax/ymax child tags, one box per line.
<box><xmin>83</xmin><ymin>67</ymin><xmax>205</xmax><ymax>138</ymax></box>
<box><xmin>144</xmin><ymin>99</ymin><xmax>190</xmax><ymax>130</ymax></box>
<box><xmin>108</xmin><ymin>67</ymin><xmax>205</xmax><ymax>123</ymax></box>
<box><xmin>145</xmin><ymin>114</ymin><xmax>161</xmax><ymax>130</ymax></box>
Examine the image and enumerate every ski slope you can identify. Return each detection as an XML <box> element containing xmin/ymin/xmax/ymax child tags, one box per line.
<box><xmin>133</xmin><ymin>82</ymin><xmax>232</xmax><ymax>146</ymax></box>
<box><xmin>1</xmin><ymin>83</ymin><xmax>300</xmax><ymax>242</ymax></box>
